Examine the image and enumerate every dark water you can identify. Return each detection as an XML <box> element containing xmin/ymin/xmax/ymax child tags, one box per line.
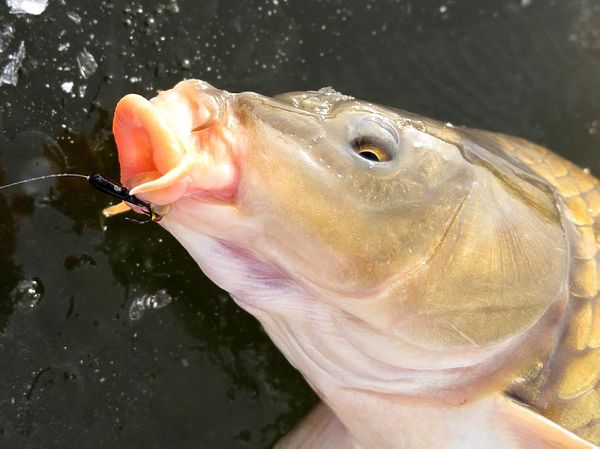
<box><xmin>0</xmin><ymin>0</ymin><xmax>598</xmax><ymax>448</ymax></box>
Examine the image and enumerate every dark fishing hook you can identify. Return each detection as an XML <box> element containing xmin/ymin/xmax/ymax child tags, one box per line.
<box><xmin>0</xmin><ymin>172</ymin><xmax>162</xmax><ymax>224</ymax></box>
<box><xmin>88</xmin><ymin>173</ymin><xmax>162</xmax><ymax>224</ymax></box>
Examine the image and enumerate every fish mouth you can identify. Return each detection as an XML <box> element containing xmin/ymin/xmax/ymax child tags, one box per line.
<box><xmin>112</xmin><ymin>80</ymin><xmax>240</xmax><ymax>207</ymax></box>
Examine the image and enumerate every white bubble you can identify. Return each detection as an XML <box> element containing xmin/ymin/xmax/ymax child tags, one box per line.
<box><xmin>129</xmin><ymin>289</ymin><xmax>173</xmax><ymax>321</ymax></box>
<box><xmin>6</xmin><ymin>0</ymin><xmax>48</xmax><ymax>15</ymax></box>
<box><xmin>61</xmin><ymin>81</ymin><xmax>73</xmax><ymax>93</ymax></box>
<box><xmin>0</xmin><ymin>24</ymin><xmax>15</xmax><ymax>53</ymax></box>
<box><xmin>11</xmin><ymin>278</ymin><xmax>44</xmax><ymax>308</ymax></box>
<box><xmin>67</xmin><ymin>11</ymin><xmax>82</xmax><ymax>24</ymax></box>
<box><xmin>76</xmin><ymin>48</ymin><xmax>98</xmax><ymax>79</ymax></box>
<box><xmin>0</xmin><ymin>41</ymin><xmax>25</xmax><ymax>86</ymax></box>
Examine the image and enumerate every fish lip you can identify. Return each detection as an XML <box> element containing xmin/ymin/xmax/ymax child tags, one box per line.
<box><xmin>112</xmin><ymin>80</ymin><xmax>239</xmax><ymax>206</ymax></box>
<box><xmin>113</xmin><ymin>94</ymin><xmax>189</xmax><ymax>196</ymax></box>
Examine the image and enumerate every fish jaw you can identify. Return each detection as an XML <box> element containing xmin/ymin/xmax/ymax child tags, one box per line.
<box><xmin>112</xmin><ymin>80</ymin><xmax>241</xmax><ymax>206</ymax></box>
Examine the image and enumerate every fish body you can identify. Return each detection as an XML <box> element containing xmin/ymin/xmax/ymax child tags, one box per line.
<box><xmin>112</xmin><ymin>80</ymin><xmax>599</xmax><ymax>448</ymax></box>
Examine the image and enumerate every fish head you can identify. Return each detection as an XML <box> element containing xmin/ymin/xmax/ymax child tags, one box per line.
<box><xmin>113</xmin><ymin>80</ymin><xmax>568</xmax><ymax>396</ymax></box>
<box><xmin>114</xmin><ymin>81</ymin><xmax>473</xmax><ymax>295</ymax></box>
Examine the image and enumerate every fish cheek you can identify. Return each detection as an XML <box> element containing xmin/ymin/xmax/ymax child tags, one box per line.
<box><xmin>237</xmin><ymin>118</ymin><xmax>474</xmax><ymax>296</ymax></box>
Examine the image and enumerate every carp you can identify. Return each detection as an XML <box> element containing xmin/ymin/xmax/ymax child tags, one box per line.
<box><xmin>111</xmin><ymin>80</ymin><xmax>600</xmax><ymax>449</ymax></box>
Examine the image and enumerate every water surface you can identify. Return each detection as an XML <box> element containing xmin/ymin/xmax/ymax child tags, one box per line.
<box><xmin>0</xmin><ymin>1</ymin><xmax>599</xmax><ymax>448</ymax></box>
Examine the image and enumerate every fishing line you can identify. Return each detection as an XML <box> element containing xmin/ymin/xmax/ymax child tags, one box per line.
<box><xmin>0</xmin><ymin>173</ymin><xmax>89</xmax><ymax>190</ymax></box>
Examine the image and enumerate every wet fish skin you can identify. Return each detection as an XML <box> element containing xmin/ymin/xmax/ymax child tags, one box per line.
<box><xmin>112</xmin><ymin>80</ymin><xmax>599</xmax><ymax>449</ymax></box>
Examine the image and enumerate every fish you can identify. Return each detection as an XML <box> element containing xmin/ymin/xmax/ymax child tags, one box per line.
<box><xmin>111</xmin><ymin>79</ymin><xmax>600</xmax><ymax>449</ymax></box>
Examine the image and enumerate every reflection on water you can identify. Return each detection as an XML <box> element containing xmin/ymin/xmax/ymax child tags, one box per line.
<box><xmin>0</xmin><ymin>160</ymin><xmax>20</xmax><ymax>334</ymax></box>
<box><xmin>0</xmin><ymin>111</ymin><xmax>314</xmax><ymax>448</ymax></box>
<box><xmin>128</xmin><ymin>289</ymin><xmax>173</xmax><ymax>321</ymax></box>
<box><xmin>9</xmin><ymin>277</ymin><xmax>44</xmax><ymax>310</ymax></box>
<box><xmin>0</xmin><ymin>0</ymin><xmax>599</xmax><ymax>448</ymax></box>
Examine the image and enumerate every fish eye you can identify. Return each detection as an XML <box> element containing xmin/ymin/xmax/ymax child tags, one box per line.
<box><xmin>349</xmin><ymin>117</ymin><xmax>399</xmax><ymax>164</ymax></box>
<box><xmin>352</xmin><ymin>139</ymin><xmax>391</xmax><ymax>162</ymax></box>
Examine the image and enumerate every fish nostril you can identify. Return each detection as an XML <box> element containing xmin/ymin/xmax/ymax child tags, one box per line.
<box><xmin>179</xmin><ymin>93</ymin><xmax>225</xmax><ymax>137</ymax></box>
<box><xmin>191</xmin><ymin>118</ymin><xmax>220</xmax><ymax>133</ymax></box>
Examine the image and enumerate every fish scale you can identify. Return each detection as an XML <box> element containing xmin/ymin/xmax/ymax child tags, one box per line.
<box><xmin>503</xmin><ymin>138</ymin><xmax>600</xmax><ymax>445</ymax></box>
